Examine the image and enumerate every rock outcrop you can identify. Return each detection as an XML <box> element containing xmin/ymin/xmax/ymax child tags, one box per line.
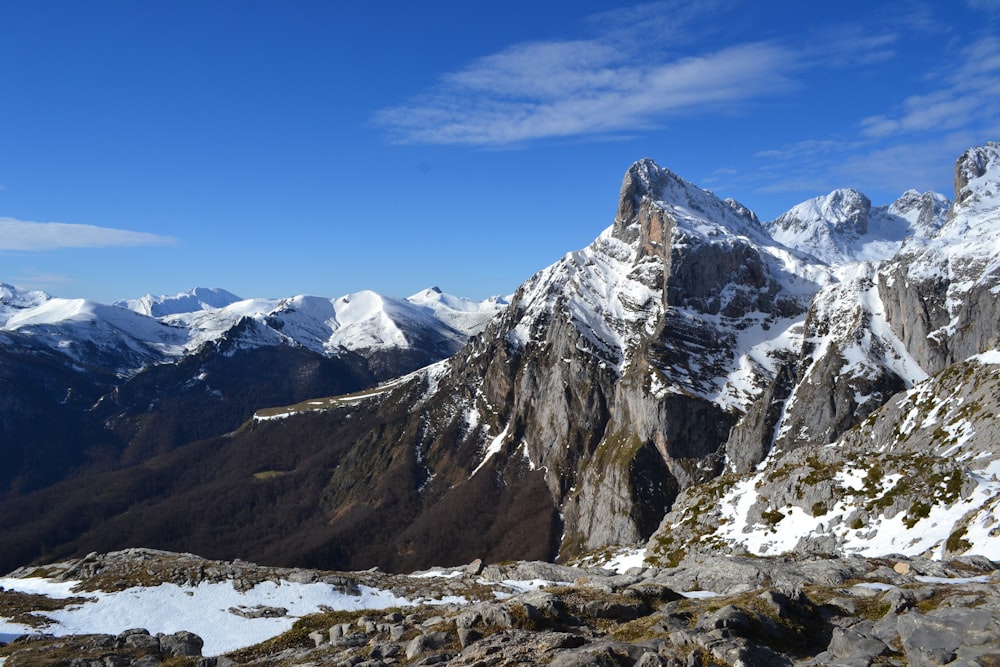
<box><xmin>3</xmin><ymin>549</ymin><xmax>999</xmax><ymax>667</ymax></box>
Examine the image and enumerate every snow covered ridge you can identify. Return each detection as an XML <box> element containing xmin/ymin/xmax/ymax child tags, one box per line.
<box><xmin>647</xmin><ymin>352</ymin><xmax>1000</xmax><ymax>564</ymax></box>
<box><xmin>462</xmin><ymin>142</ymin><xmax>1000</xmax><ymax>562</ymax></box>
<box><xmin>0</xmin><ymin>284</ymin><xmax>508</xmax><ymax>374</ymax></box>
<box><xmin>766</xmin><ymin>188</ymin><xmax>950</xmax><ymax>265</ymax></box>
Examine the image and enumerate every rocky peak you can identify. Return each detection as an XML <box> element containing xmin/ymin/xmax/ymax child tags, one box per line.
<box><xmin>766</xmin><ymin>187</ymin><xmax>953</xmax><ymax>266</ymax></box>
<box><xmin>953</xmin><ymin>141</ymin><xmax>1000</xmax><ymax>209</ymax></box>
<box><xmin>766</xmin><ymin>189</ymin><xmax>873</xmax><ymax>265</ymax></box>
<box><xmin>0</xmin><ymin>283</ymin><xmax>51</xmax><ymax>320</ymax></box>
<box><xmin>772</xmin><ymin>188</ymin><xmax>872</xmax><ymax>235</ymax></box>
<box><xmin>886</xmin><ymin>189</ymin><xmax>950</xmax><ymax>236</ymax></box>
<box><xmin>612</xmin><ymin>158</ymin><xmax>765</xmax><ymax>257</ymax></box>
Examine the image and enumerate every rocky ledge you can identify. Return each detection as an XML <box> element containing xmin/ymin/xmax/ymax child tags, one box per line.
<box><xmin>1</xmin><ymin>549</ymin><xmax>999</xmax><ymax>666</ymax></box>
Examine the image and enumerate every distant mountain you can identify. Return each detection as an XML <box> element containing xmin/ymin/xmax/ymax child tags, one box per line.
<box><xmin>0</xmin><ymin>283</ymin><xmax>507</xmax><ymax>560</ymax></box>
<box><xmin>1</xmin><ymin>284</ymin><xmax>507</xmax><ymax>376</ymax></box>
<box><xmin>766</xmin><ymin>188</ymin><xmax>950</xmax><ymax>265</ymax></box>
<box><xmin>115</xmin><ymin>287</ymin><xmax>243</xmax><ymax>317</ymax></box>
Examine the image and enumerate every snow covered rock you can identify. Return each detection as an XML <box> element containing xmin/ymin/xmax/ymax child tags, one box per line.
<box><xmin>878</xmin><ymin>141</ymin><xmax>1000</xmax><ymax>374</ymax></box>
<box><xmin>647</xmin><ymin>143</ymin><xmax>1000</xmax><ymax>563</ymax></box>
<box><xmin>766</xmin><ymin>187</ymin><xmax>949</xmax><ymax>266</ymax></box>
<box><xmin>115</xmin><ymin>286</ymin><xmax>243</xmax><ymax>317</ymax></box>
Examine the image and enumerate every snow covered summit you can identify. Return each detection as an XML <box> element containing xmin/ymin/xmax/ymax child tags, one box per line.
<box><xmin>766</xmin><ymin>187</ymin><xmax>949</xmax><ymax>265</ymax></box>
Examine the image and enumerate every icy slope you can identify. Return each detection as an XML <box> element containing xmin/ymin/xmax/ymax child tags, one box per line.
<box><xmin>0</xmin><ymin>282</ymin><xmax>51</xmax><ymax>325</ymax></box>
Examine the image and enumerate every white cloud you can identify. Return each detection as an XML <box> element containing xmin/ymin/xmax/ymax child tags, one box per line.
<box><xmin>965</xmin><ymin>0</ymin><xmax>1000</xmax><ymax>13</ymax></box>
<box><xmin>860</xmin><ymin>36</ymin><xmax>1000</xmax><ymax>139</ymax></box>
<box><xmin>374</xmin><ymin>41</ymin><xmax>794</xmax><ymax>146</ymax></box>
<box><xmin>8</xmin><ymin>271</ymin><xmax>74</xmax><ymax>291</ymax></box>
<box><xmin>0</xmin><ymin>217</ymin><xmax>176</xmax><ymax>251</ymax></box>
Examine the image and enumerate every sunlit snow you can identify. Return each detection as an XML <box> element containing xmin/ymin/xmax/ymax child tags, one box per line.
<box><xmin>0</xmin><ymin>577</ymin><xmax>462</xmax><ymax>656</ymax></box>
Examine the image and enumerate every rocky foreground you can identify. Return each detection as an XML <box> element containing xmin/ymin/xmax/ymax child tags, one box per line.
<box><xmin>1</xmin><ymin>549</ymin><xmax>999</xmax><ymax>666</ymax></box>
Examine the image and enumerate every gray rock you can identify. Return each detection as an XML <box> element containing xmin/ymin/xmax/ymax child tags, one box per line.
<box><xmin>898</xmin><ymin>607</ymin><xmax>1000</xmax><ymax>666</ymax></box>
<box><xmin>455</xmin><ymin>601</ymin><xmax>515</xmax><ymax>630</ymax></box>
<box><xmin>117</xmin><ymin>629</ymin><xmax>159</xmax><ymax>652</ymax></box>
<box><xmin>582</xmin><ymin>599</ymin><xmax>649</xmax><ymax>621</ymax></box>
<box><xmin>227</xmin><ymin>604</ymin><xmax>287</xmax><ymax>619</ymax></box>
<box><xmin>634</xmin><ymin>652</ymin><xmax>666</xmax><ymax>666</ymax></box>
<box><xmin>131</xmin><ymin>657</ymin><xmax>163</xmax><ymax>667</ymax></box>
<box><xmin>157</xmin><ymin>630</ymin><xmax>203</xmax><ymax>656</ymax></box>
<box><xmin>405</xmin><ymin>631</ymin><xmax>452</xmax><ymax>660</ymax></box>
<box><xmin>827</xmin><ymin>624</ymin><xmax>889</xmax><ymax>661</ymax></box>
<box><xmin>369</xmin><ymin>641</ymin><xmax>401</xmax><ymax>659</ymax></box>
<box><xmin>456</xmin><ymin>626</ymin><xmax>482</xmax><ymax>648</ymax></box>
<box><xmin>548</xmin><ymin>640</ymin><xmax>634</xmax><ymax>667</ymax></box>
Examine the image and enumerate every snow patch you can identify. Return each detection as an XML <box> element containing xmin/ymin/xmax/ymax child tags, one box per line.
<box><xmin>0</xmin><ymin>577</ymin><xmax>460</xmax><ymax>657</ymax></box>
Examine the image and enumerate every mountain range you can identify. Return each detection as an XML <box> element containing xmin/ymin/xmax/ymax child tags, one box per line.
<box><xmin>1</xmin><ymin>142</ymin><xmax>998</xmax><ymax>578</ymax></box>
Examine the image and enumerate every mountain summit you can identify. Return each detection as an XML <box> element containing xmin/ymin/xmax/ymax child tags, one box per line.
<box><xmin>766</xmin><ymin>187</ymin><xmax>949</xmax><ymax>265</ymax></box>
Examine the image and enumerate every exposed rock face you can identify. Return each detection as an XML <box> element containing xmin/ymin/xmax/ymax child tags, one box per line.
<box><xmin>647</xmin><ymin>143</ymin><xmax>1000</xmax><ymax>563</ymax></box>
<box><xmin>437</xmin><ymin>159</ymin><xmax>824</xmax><ymax>555</ymax></box>
<box><xmin>765</xmin><ymin>265</ymin><xmax>914</xmax><ymax>455</ymax></box>
<box><xmin>649</xmin><ymin>338</ymin><xmax>1000</xmax><ymax>563</ymax></box>
<box><xmin>878</xmin><ymin>144</ymin><xmax>1000</xmax><ymax>374</ymax></box>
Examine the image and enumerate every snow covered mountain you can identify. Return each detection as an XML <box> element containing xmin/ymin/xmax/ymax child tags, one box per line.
<box><xmin>0</xmin><ymin>282</ymin><xmax>507</xmax><ymax>538</ymax></box>
<box><xmin>3</xmin><ymin>143</ymin><xmax>1000</xmax><ymax>578</ymax></box>
<box><xmin>0</xmin><ymin>284</ymin><xmax>506</xmax><ymax>375</ymax></box>
<box><xmin>115</xmin><ymin>286</ymin><xmax>243</xmax><ymax>317</ymax></box>
<box><xmin>766</xmin><ymin>188</ymin><xmax>950</xmax><ymax>265</ymax></box>
<box><xmin>648</xmin><ymin>141</ymin><xmax>1000</xmax><ymax>564</ymax></box>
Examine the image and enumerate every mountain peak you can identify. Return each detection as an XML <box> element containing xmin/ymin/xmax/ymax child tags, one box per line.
<box><xmin>116</xmin><ymin>287</ymin><xmax>243</xmax><ymax>317</ymax></box>
<box><xmin>0</xmin><ymin>282</ymin><xmax>51</xmax><ymax>309</ymax></box>
<box><xmin>766</xmin><ymin>187</ymin><xmax>950</xmax><ymax>265</ymax></box>
<box><xmin>770</xmin><ymin>188</ymin><xmax>871</xmax><ymax>238</ymax></box>
<box><xmin>612</xmin><ymin>158</ymin><xmax>765</xmax><ymax>253</ymax></box>
<box><xmin>953</xmin><ymin>141</ymin><xmax>1000</xmax><ymax>211</ymax></box>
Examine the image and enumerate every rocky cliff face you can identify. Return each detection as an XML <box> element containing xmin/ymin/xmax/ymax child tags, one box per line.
<box><xmin>877</xmin><ymin>142</ymin><xmax>1000</xmax><ymax>374</ymax></box>
<box><xmin>305</xmin><ymin>158</ymin><xmax>841</xmax><ymax>562</ymax></box>
<box><xmin>647</xmin><ymin>142</ymin><xmax>1000</xmax><ymax>564</ymax></box>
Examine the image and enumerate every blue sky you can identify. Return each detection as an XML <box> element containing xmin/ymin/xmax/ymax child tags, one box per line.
<box><xmin>2</xmin><ymin>0</ymin><xmax>999</xmax><ymax>303</ymax></box>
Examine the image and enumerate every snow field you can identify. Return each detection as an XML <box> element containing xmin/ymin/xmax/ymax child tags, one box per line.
<box><xmin>0</xmin><ymin>577</ymin><xmax>463</xmax><ymax>656</ymax></box>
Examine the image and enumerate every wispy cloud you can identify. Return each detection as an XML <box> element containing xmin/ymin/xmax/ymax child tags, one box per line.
<box><xmin>749</xmin><ymin>29</ymin><xmax>1000</xmax><ymax>202</ymax></box>
<box><xmin>8</xmin><ymin>271</ymin><xmax>74</xmax><ymax>292</ymax></box>
<box><xmin>860</xmin><ymin>36</ymin><xmax>1000</xmax><ymax>139</ymax></box>
<box><xmin>965</xmin><ymin>0</ymin><xmax>1000</xmax><ymax>13</ymax></box>
<box><xmin>0</xmin><ymin>217</ymin><xmax>175</xmax><ymax>251</ymax></box>
<box><xmin>371</xmin><ymin>0</ymin><xmax>910</xmax><ymax>148</ymax></box>
<box><xmin>370</xmin><ymin>1</ymin><xmax>787</xmax><ymax>147</ymax></box>
<box><xmin>374</xmin><ymin>41</ymin><xmax>794</xmax><ymax>146</ymax></box>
